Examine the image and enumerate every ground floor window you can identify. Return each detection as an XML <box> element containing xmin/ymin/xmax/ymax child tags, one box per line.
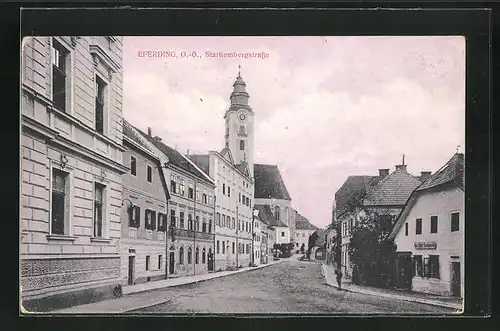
<box><xmin>202</xmin><ymin>248</ymin><xmax>206</xmax><ymax>263</ymax></box>
<box><xmin>188</xmin><ymin>247</ymin><xmax>192</xmax><ymax>264</ymax></box>
<box><xmin>217</xmin><ymin>240</ymin><xmax>220</xmax><ymax>254</ymax></box>
<box><xmin>428</xmin><ymin>255</ymin><xmax>440</xmax><ymax>279</ymax></box>
<box><xmin>414</xmin><ymin>255</ymin><xmax>423</xmax><ymax>277</ymax></box>
<box><xmin>158</xmin><ymin>255</ymin><xmax>162</xmax><ymax>269</ymax></box>
<box><xmin>146</xmin><ymin>255</ymin><xmax>150</xmax><ymax>271</ymax></box>
<box><xmin>179</xmin><ymin>247</ymin><xmax>184</xmax><ymax>265</ymax></box>
<box><xmin>195</xmin><ymin>247</ymin><xmax>199</xmax><ymax>264</ymax></box>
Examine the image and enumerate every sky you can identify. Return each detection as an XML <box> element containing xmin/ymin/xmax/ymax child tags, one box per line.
<box><xmin>122</xmin><ymin>36</ymin><xmax>465</xmax><ymax>229</ymax></box>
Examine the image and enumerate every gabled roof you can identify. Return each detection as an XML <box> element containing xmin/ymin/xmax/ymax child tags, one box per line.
<box><xmin>254</xmin><ymin>204</ymin><xmax>287</xmax><ymax>228</ymax></box>
<box><xmin>388</xmin><ymin>153</ymin><xmax>465</xmax><ymax>241</ymax></box>
<box><xmin>254</xmin><ymin>164</ymin><xmax>291</xmax><ymax>200</ymax></box>
<box><xmin>335</xmin><ymin>175</ymin><xmax>380</xmax><ymax>217</ymax></box>
<box><xmin>235</xmin><ymin>161</ymin><xmax>250</xmax><ymax>177</ymax></box>
<box><xmin>295</xmin><ymin>213</ymin><xmax>318</xmax><ymax>230</ymax></box>
<box><xmin>219</xmin><ymin>147</ymin><xmax>234</xmax><ymax>164</ymax></box>
<box><xmin>135</xmin><ymin>127</ymin><xmax>212</xmax><ymax>185</ymax></box>
<box><xmin>188</xmin><ymin>154</ymin><xmax>211</xmax><ymax>177</ymax></box>
<box><xmin>363</xmin><ymin>167</ymin><xmax>422</xmax><ymax>207</ymax></box>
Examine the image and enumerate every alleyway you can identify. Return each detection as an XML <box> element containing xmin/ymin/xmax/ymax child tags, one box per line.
<box><xmin>132</xmin><ymin>260</ymin><xmax>455</xmax><ymax>314</ymax></box>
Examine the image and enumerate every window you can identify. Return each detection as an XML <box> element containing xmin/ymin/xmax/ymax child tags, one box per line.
<box><xmin>246</xmin><ymin>197</ymin><xmax>249</xmax><ymax>206</ymax></box>
<box><xmin>144</xmin><ymin>209</ymin><xmax>156</xmax><ymax>230</ymax></box>
<box><xmin>158</xmin><ymin>212</ymin><xmax>166</xmax><ymax>232</ymax></box>
<box><xmin>92</xmin><ymin>183</ymin><xmax>105</xmax><ymax>237</ymax></box>
<box><xmin>416</xmin><ymin>218</ymin><xmax>422</xmax><ymax>235</ymax></box>
<box><xmin>217</xmin><ymin>240</ymin><xmax>220</xmax><ymax>254</ymax></box>
<box><xmin>146</xmin><ymin>255</ymin><xmax>150</xmax><ymax>271</ymax></box>
<box><xmin>170</xmin><ymin>175</ymin><xmax>177</xmax><ymax>194</ymax></box>
<box><xmin>246</xmin><ymin>244</ymin><xmax>249</xmax><ymax>254</ymax></box>
<box><xmin>188</xmin><ymin>183</ymin><xmax>194</xmax><ymax>199</ymax></box>
<box><xmin>405</xmin><ymin>223</ymin><xmax>408</xmax><ymax>236</ymax></box>
<box><xmin>179</xmin><ymin>179</ymin><xmax>185</xmax><ymax>196</ymax></box>
<box><xmin>414</xmin><ymin>255</ymin><xmax>423</xmax><ymax>277</ymax></box>
<box><xmin>222</xmin><ymin>183</ymin><xmax>225</xmax><ymax>195</ymax></box>
<box><xmin>202</xmin><ymin>193</ymin><xmax>207</xmax><ymax>204</ymax></box>
<box><xmin>95</xmin><ymin>75</ymin><xmax>106</xmax><ymax>134</ymax></box>
<box><xmin>170</xmin><ymin>209</ymin><xmax>176</xmax><ymax>228</ymax></box>
<box><xmin>202</xmin><ymin>218</ymin><xmax>207</xmax><ymax>232</ymax></box>
<box><xmin>275</xmin><ymin>207</ymin><xmax>280</xmax><ymax>221</ymax></box>
<box><xmin>187</xmin><ymin>247</ymin><xmax>192</xmax><ymax>264</ymax></box>
<box><xmin>51</xmin><ymin>168</ymin><xmax>69</xmax><ymax>235</ymax></box>
<box><xmin>232</xmin><ymin>217</ymin><xmax>235</xmax><ymax>229</ymax></box>
<box><xmin>195</xmin><ymin>247</ymin><xmax>199</xmax><ymax>264</ymax></box>
<box><xmin>188</xmin><ymin>214</ymin><xmax>193</xmax><ymax>230</ymax></box>
<box><xmin>451</xmin><ymin>212</ymin><xmax>460</xmax><ymax>232</ymax></box>
<box><xmin>222</xmin><ymin>241</ymin><xmax>225</xmax><ymax>254</ymax></box>
<box><xmin>195</xmin><ymin>216</ymin><xmax>200</xmax><ymax>231</ymax></box>
<box><xmin>232</xmin><ymin>242</ymin><xmax>235</xmax><ymax>254</ymax></box>
<box><xmin>426</xmin><ymin>255</ymin><xmax>440</xmax><ymax>279</ymax></box>
<box><xmin>129</xmin><ymin>205</ymin><xmax>141</xmax><ymax>228</ymax></box>
<box><xmin>239</xmin><ymin>125</ymin><xmax>246</xmax><ymax>135</ymax></box>
<box><xmin>52</xmin><ymin>39</ymin><xmax>69</xmax><ymax>112</ymax></box>
<box><xmin>217</xmin><ymin>212</ymin><xmax>221</xmax><ymax>226</ymax></box>
<box><xmin>130</xmin><ymin>156</ymin><xmax>136</xmax><ymax>175</ymax></box>
<box><xmin>239</xmin><ymin>193</ymin><xmax>241</xmax><ymax>203</ymax></box>
<box><xmin>222</xmin><ymin>214</ymin><xmax>226</xmax><ymax>227</ymax></box>
<box><xmin>146</xmin><ymin>165</ymin><xmax>152</xmax><ymax>183</ymax></box>
<box><xmin>202</xmin><ymin>248</ymin><xmax>206</xmax><ymax>264</ymax></box>
<box><xmin>179</xmin><ymin>247</ymin><xmax>184</xmax><ymax>265</ymax></box>
<box><xmin>238</xmin><ymin>220</ymin><xmax>241</xmax><ymax>231</ymax></box>
<box><xmin>208</xmin><ymin>219</ymin><xmax>212</xmax><ymax>233</ymax></box>
<box><xmin>179</xmin><ymin>211</ymin><xmax>185</xmax><ymax>229</ymax></box>
<box><xmin>296</xmin><ymin>233</ymin><xmax>299</xmax><ymax>237</ymax></box>
<box><xmin>208</xmin><ymin>195</ymin><xmax>212</xmax><ymax>205</ymax></box>
<box><xmin>196</xmin><ymin>188</ymin><xmax>200</xmax><ymax>202</ymax></box>
<box><xmin>281</xmin><ymin>231</ymin><xmax>285</xmax><ymax>237</ymax></box>
<box><xmin>240</xmin><ymin>140</ymin><xmax>245</xmax><ymax>150</ymax></box>
<box><xmin>158</xmin><ymin>255</ymin><xmax>162</xmax><ymax>269</ymax></box>
<box><xmin>228</xmin><ymin>186</ymin><xmax>231</xmax><ymax>197</ymax></box>
<box><xmin>430</xmin><ymin>216</ymin><xmax>438</xmax><ymax>233</ymax></box>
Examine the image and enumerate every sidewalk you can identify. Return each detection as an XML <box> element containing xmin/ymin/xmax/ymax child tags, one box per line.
<box><xmin>321</xmin><ymin>264</ymin><xmax>463</xmax><ymax>311</ymax></box>
<box><xmin>53</xmin><ymin>259</ymin><xmax>283</xmax><ymax>314</ymax></box>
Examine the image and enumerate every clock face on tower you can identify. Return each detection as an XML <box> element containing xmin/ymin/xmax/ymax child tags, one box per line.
<box><xmin>239</xmin><ymin>113</ymin><xmax>247</xmax><ymax>122</ymax></box>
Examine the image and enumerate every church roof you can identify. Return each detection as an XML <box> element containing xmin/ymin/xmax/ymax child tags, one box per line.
<box><xmin>254</xmin><ymin>164</ymin><xmax>291</xmax><ymax>201</ymax></box>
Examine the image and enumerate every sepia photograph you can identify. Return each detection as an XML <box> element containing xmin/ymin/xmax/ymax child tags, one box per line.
<box><xmin>20</xmin><ymin>35</ymin><xmax>465</xmax><ymax>314</ymax></box>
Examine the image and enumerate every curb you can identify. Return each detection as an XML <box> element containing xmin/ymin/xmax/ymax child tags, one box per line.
<box><xmin>320</xmin><ymin>264</ymin><xmax>462</xmax><ymax>311</ymax></box>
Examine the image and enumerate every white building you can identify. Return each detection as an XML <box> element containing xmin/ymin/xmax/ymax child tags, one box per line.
<box><xmin>389</xmin><ymin>153</ymin><xmax>464</xmax><ymax>298</ymax></box>
<box><xmin>294</xmin><ymin>213</ymin><xmax>318</xmax><ymax>253</ymax></box>
<box><xmin>252</xmin><ymin>211</ymin><xmax>263</xmax><ymax>266</ymax></box>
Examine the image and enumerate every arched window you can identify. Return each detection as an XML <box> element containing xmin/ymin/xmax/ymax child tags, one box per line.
<box><xmin>275</xmin><ymin>206</ymin><xmax>280</xmax><ymax>221</ymax></box>
<box><xmin>240</xmin><ymin>140</ymin><xmax>245</xmax><ymax>151</ymax></box>
<box><xmin>202</xmin><ymin>247</ymin><xmax>206</xmax><ymax>264</ymax></box>
<box><xmin>239</xmin><ymin>125</ymin><xmax>246</xmax><ymax>135</ymax></box>
<box><xmin>179</xmin><ymin>246</ymin><xmax>184</xmax><ymax>265</ymax></box>
<box><xmin>195</xmin><ymin>247</ymin><xmax>200</xmax><ymax>264</ymax></box>
<box><xmin>187</xmin><ymin>247</ymin><xmax>192</xmax><ymax>264</ymax></box>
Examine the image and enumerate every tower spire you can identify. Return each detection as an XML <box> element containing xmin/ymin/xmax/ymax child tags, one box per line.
<box><xmin>402</xmin><ymin>154</ymin><xmax>405</xmax><ymax>165</ymax></box>
<box><xmin>238</xmin><ymin>64</ymin><xmax>241</xmax><ymax>78</ymax></box>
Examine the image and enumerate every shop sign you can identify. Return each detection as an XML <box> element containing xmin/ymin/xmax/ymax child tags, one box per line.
<box><xmin>414</xmin><ymin>241</ymin><xmax>437</xmax><ymax>250</ymax></box>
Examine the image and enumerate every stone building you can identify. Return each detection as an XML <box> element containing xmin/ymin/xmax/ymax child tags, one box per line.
<box><xmin>294</xmin><ymin>213</ymin><xmax>318</xmax><ymax>253</ymax></box>
<box><xmin>133</xmin><ymin>126</ymin><xmax>216</xmax><ymax>277</ymax></box>
<box><xmin>120</xmin><ymin>120</ymin><xmax>170</xmax><ymax>285</ymax></box>
<box><xmin>20</xmin><ymin>36</ymin><xmax>126</xmax><ymax>311</ymax></box>
<box><xmin>389</xmin><ymin>153</ymin><xmax>464</xmax><ymax>297</ymax></box>
<box><xmin>188</xmin><ymin>69</ymin><xmax>254</xmax><ymax>269</ymax></box>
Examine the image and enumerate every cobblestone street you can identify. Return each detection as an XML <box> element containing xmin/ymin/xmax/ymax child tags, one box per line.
<box><xmin>133</xmin><ymin>259</ymin><xmax>455</xmax><ymax>314</ymax></box>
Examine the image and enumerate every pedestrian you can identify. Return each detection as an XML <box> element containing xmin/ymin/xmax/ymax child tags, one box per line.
<box><xmin>336</xmin><ymin>268</ymin><xmax>343</xmax><ymax>290</ymax></box>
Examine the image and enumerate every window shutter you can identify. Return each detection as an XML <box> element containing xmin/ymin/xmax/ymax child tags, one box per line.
<box><xmin>135</xmin><ymin>206</ymin><xmax>141</xmax><ymax>228</ymax></box>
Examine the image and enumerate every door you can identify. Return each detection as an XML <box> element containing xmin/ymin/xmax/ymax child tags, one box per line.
<box><xmin>450</xmin><ymin>262</ymin><xmax>461</xmax><ymax>297</ymax></box>
<box><xmin>397</xmin><ymin>254</ymin><xmax>413</xmax><ymax>289</ymax></box>
<box><xmin>169</xmin><ymin>251</ymin><xmax>175</xmax><ymax>275</ymax></box>
<box><xmin>128</xmin><ymin>256</ymin><xmax>135</xmax><ymax>285</ymax></box>
<box><xmin>208</xmin><ymin>248</ymin><xmax>214</xmax><ymax>271</ymax></box>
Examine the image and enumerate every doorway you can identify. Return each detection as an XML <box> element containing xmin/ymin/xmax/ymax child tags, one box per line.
<box><xmin>208</xmin><ymin>248</ymin><xmax>214</xmax><ymax>271</ymax></box>
<box><xmin>396</xmin><ymin>253</ymin><xmax>413</xmax><ymax>290</ymax></box>
<box><xmin>169</xmin><ymin>251</ymin><xmax>175</xmax><ymax>275</ymax></box>
<box><xmin>128</xmin><ymin>256</ymin><xmax>135</xmax><ymax>285</ymax></box>
<box><xmin>450</xmin><ymin>261</ymin><xmax>461</xmax><ymax>297</ymax></box>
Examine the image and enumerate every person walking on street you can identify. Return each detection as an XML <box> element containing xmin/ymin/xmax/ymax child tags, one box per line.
<box><xmin>336</xmin><ymin>268</ymin><xmax>343</xmax><ymax>290</ymax></box>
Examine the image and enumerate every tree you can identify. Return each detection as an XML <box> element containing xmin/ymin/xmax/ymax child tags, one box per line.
<box><xmin>273</xmin><ymin>243</ymin><xmax>294</xmax><ymax>258</ymax></box>
<box><xmin>300</xmin><ymin>243</ymin><xmax>305</xmax><ymax>254</ymax></box>
<box><xmin>348</xmin><ymin>210</ymin><xmax>397</xmax><ymax>288</ymax></box>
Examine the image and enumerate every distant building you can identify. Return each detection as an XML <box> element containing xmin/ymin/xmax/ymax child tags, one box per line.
<box><xmin>120</xmin><ymin>120</ymin><xmax>171</xmax><ymax>285</ymax></box>
<box><xmin>254</xmin><ymin>164</ymin><xmax>293</xmax><ymax>245</ymax></box>
<box><xmin>20</xmin><ymin>36</ymin><xmax>126</xmax><ymax>311</ymax></box>
<box><xmin>294</xmin><ymin>213</ymin><xmax>318</xmax><ymax>253</ymax></box>
<box><xmin>135</xmin><ymin>126</ymin><xmax>216</xmax><ymax>277</ymax></box>
<box><xmin>335</xmin><ymin>161</ymin><xmax>426</xmax><ymax>281</ymax></box>
<box><xmin>254</xmin><ymin>204</ymin><xmax>281</xmax><ymax>257</ymax></box>
<box><xmin>308</xmin><ymin>228</ymin><xmax>327</xmax><ymax>261</ymax></box>
<box><xmin>389</xmin><ymin>154</ymin><xmax>464</xmax><ymax>297</ymax></box>
<box><xmin>252</xmin><ymin>210</ymin><xmax>264</xmax><ymax>266</ymax></box>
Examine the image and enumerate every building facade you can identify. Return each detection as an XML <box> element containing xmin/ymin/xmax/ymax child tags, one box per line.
<box><xmin>252</xmin><ymin>213</ymin><xmax>263</xmax><ymax>266</ymax></box>
<box><xmin>294</xmin><ymin>213</ymin><xmax>318</xmax><ymax>254</ymax></box>
<box><xmin>389</xmin><ymin>154</ymin><xmax>464</xmax><ymax>297</ymax></box>
<box><xmin>120</xmin><ymin>120</ymin><xmax>170</xmax><ymax>286</ymax></box>
<box><xmin>134</xmin><ymin>126</ymin><xmax>216</xmax><ymax>277</ymax></box>
<box><xmin>20</xmin><ymin>36</ymin><xmax>126</xmax><ymax>311</ymax></box>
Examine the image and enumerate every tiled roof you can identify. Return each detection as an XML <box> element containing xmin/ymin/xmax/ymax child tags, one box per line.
<box><xmin>416</xmin><ymin>153</ymin><xmax>464</xmax><ymax>191</ymax></box>
<box><xmin>188</xmin><ymin>154</ymin><xmax>211</xmax><ymax>176</ymax></box>
<box><xmin>254</xmin><ymin>204</ymin><xmax>287</xmax><ymax>228</ymax></box>
<box><xmin>363</xmin><ymin>167</ymin><xmax>422</xmax><ymax>207</ymax></box>
<box><xmin>388</xmin><ymin>154</ymin><xmax>465</xmax><ymax>241</ymax></box>
<box><xmin>122</xmin><ymin>119</ymin><xmax>153</xmax><ymax>153</ymax></box>
<box><xmin>295</xmin><ymin>213</ymin><xmax>318</xmax><ymax>230</ymax></box>
<box><xmin>135</xmin><ymin>128</ymin><xmax>210</xmax><ymax>183</ymax></box>
<box><xmin>254</xmin><ymin>164</ymin><xmax>291</xmax><ymax>200</ymax></box>
<box><xmin>335</xmin><ymin>176</ymin><xmax>380</xmax><ymax>217</ymax></box>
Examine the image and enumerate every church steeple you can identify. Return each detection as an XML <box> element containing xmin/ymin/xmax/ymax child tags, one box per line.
<box><xmin>230</xmin><ymin>65</ymin><xmax>250</xmax><ymax>106</ymax></box>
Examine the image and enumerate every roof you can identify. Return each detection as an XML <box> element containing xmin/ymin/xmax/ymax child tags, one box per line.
<box><xmin>363</xmin><ymin>167</ymin><xmax>422</xmax><ymax>207</ymax></box>
<box><xmin>388</xmin><ymin>153</ymin><xmax>465</xmax><ymax>241</ymax></box>
<box><xmin>254</xmin><ymin>204</ymin><xmax>288</xmax><ymax>228</ymax></box>
<box><xmin>135</xmin><ymin>127</ymin><xmax>212</xmax><ymax>184</ymax></box>
<box><xmin>335</xmin><ymin>176</ymin><xmax>380</xmax><ymax>217</ymax></box>
<box><xmin>188</xmin><ymin>154</ymin><xmax>211</xmax><ymax>176</ymax></box>
<box><xmin>254</xmin><ymin>164</ymin><xmax>291</xmax><ymax>200</ymax></box>
<box><xmin>295</xmin><ymin>213</ymin><xmax>318</xmax><ymax>230</ymax></box>
<box><xmin>122</xmin><ymin>120</ymin><xmax>153</xmax><ymax>153</ymax></box>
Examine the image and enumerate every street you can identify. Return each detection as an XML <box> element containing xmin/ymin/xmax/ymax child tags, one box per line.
<box><xmin>132</xmin><ymin>259</ymin><xmax>454</xmax><ymax>314</ymax></box>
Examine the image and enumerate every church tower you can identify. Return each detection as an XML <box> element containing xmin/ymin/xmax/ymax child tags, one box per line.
<box><xmin>224</xmin><ymin>66</ymin><xmax>254</xmax><ymax>178</ymax></box>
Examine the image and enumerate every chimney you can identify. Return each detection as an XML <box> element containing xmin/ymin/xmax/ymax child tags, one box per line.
<box><xmin>147</xmin><ymin>127</ymin><xmax>152</xmax><ymax>137</ymax></box>
<box><xmin>153</xmin><ymin>136</ymin><xmax>162</xmax><ymax>143</ymax></box>
<box><xmin>420</xmin><ymin>171</ymin><xmax>432</xmax><ymax>182</ymax></box>
<box><xmin>378</xmin><ymin>169</ymin><xmax>389</xmax><ymax>179</ymax></box>
<box><xmin>187</xmin><ymin>149</ymin><xmax>190</xmax><ymax>156</ymax></box>
<box><xmin>395</xmin><ymin>164</ymin><xmax>407</xmax><ymax>171</ymax></box>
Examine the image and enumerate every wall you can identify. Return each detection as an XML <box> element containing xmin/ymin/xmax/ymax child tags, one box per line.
<box><xmin>394</xmin><ymin>187</ymin><xmax>464</xmax><ymax>296</ymax></box>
